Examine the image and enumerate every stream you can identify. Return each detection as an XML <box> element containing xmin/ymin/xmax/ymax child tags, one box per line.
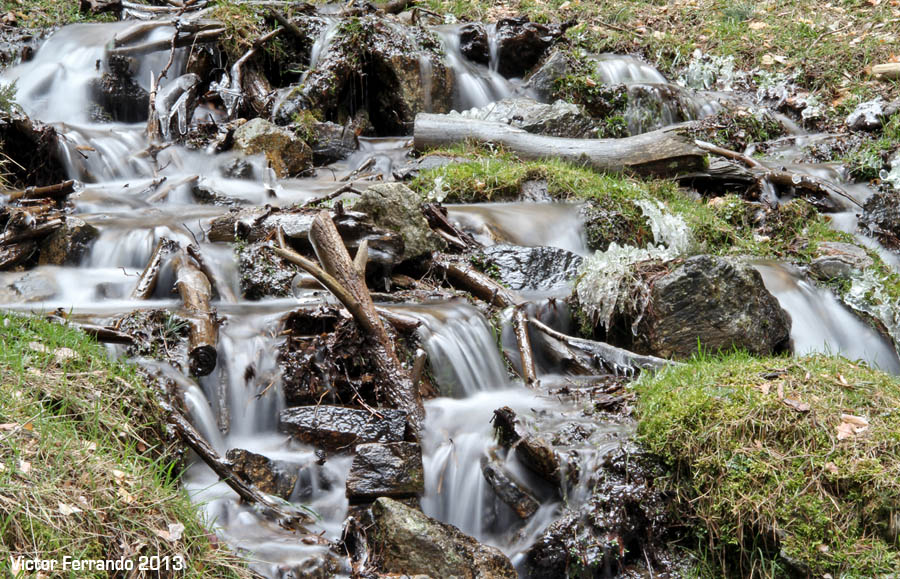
<box><xmin>2</xmin><ymin>11</ymin><xmax>899</xmax><ymax>578</ymax></box>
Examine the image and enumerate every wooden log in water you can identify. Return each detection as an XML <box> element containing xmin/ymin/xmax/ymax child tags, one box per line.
<box><xmin>431</xmin><ymin>254</ymin><xmax>522</xmax><ymax>308</ymax></box>
<box><xmin>413</xmin><ymin>113</ymin><xmax>707</xmax><ymax>177</ymax></box>
<box><xmin>5</xmin><ymin>180</ymin><xmax>76</xmax><ymax>202</ymax></box>
<box><xmin>0</xmin><ymin>219</ymin><xmax>63</xmax><ymax>246</ymax></box>
<box><xmin>172</xmin><ymin>250</ymin><xmax>218</xmax><ymax>377</ymax></box>
<box><xmin>130</xmin><ymin>237</ymin><xmax>178</xmax><ymax>300</ymax></box>
<box><xmin>512</xmin><ymin>305</ymin><xmax>538</xmax><ymax>387</ymax></box>
<box><xmin>186</xmin><ymin>243</ymin><xmax>238</xmax><ymax>303</ymax></box>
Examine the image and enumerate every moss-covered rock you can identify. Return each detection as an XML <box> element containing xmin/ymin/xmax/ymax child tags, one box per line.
<box><xmin>635</xmin><ymin>353</ymin><xmax>900</xmax><ymax>576</ymax></box>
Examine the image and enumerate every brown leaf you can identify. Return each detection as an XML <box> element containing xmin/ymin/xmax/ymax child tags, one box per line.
<box><xmin>782</xmin><ymin>398</ymin><xmax>811</xmax><ymax>412</ymax></box>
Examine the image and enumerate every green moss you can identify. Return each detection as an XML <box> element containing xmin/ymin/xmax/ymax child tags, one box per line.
<box><xmin>688</xmin><ymin>107</ymin><xmax>786</xmax><ymax>151</ymax></box>
<box><xmin>635</xmin><ymin>352</ymin><xmax>900</xmax><ymax>576</ymax></box>
<box><xmin>291</xmin><ymin>109</ymin><xmax>319</xmax><ymax>144</ymax></box>
<box><xmin>0</xmin><ymin>313</ymin><xmax>247</xmax><ymax>577</ymax></box>
<box><xmin>0</xmin><ymin>0</ymin><xmax>118</xmax><ymax>28</ymax></box>
<box><xmin>844</xmin><ymin>116</ymin><xmax>900</xmax><ymax>181</ymax></box>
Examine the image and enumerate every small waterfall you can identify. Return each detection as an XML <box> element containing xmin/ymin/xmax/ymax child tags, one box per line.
<box><xmin>447</xmin><ymin>203</ymin><xmax>588</xmax><ymax>255</ymax></box>
<box><xmin>435</xmin><ymin>25</ymin><xmax>517</xmax><ymax>111</ymax></box>
<box><xmin>756</xmin><ymin>263</ymin><xmax>900</xmax><ymax>373</ymax></box>
<box><xmin>593</xmin><ymin>54</ymin><xmax>668</xmax><ymax>85</ymax></box>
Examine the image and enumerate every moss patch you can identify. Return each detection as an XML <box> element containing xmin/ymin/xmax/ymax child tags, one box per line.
<box><xmin>635</xmin><ymin>352</ymin><xmax>900</xmax><ymax>576</ymax></box>
<box><xmin>0</xmin><ymin>313</ymin><xmax>247</xmax><ymax>577</ymax></box>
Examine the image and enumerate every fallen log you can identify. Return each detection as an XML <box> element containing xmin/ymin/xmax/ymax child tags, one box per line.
<box><xmin>186</xmin><ymin>243</ymin><xmax>238</xmax><ymax>303</ymax></box>
<box><xmin>5</xmin><ymin>180</ymin><xmax>76</xmax><ymax>202</ymax></box>
<box><xmin>0</xmin><ymin>219</ymin><xmax>63</xmax><ymax>246</ymax></box>
<box><xmin>512</xmin><ymin>305</ymin><xmax>538</xmax><ymax>387</ymax></box>
<box><xmin>481</xmin><ymin>453</ymin><xmax>539</xmax><ymax>519</ymax></box>
<box><xmin>108</xmin><ymin>28</ymin><xmax>224</xmax><ymax>58</ymax></box>
<box><xmin>422</xmin><ymin>203</ymin><xmax>479</xmax><ymax>251</ymax></box>
<box><xmin>164</xmin><ymin>402</ymin><xmax>315</xmax><ymax>531</ymax></box>
<box><xmin>130</xmin><ymin>237</ymin><xmax>178</xmax><ymax>300</ymax></box>
<box><xmin>431</xmin><ymin>254</ymin><xmax>522</xmax><ymax>308</ymax></box>
<box><xmin>413</xmin><ymin>113</ymin><xmax>707</xmax><ymax>177</ymax></box>
<box><xmin>274</xmin><ymin>214</ymin><xmax>425</xmax><ymax>431</ymax></box>
<box><xmin>530</xmin><ymin>318</ymin><xmax>672</xmax><ymax>376</ymax></box>
<box><xmin>172</xmin><ymin>250</ymin><xmax>218</xmax><ymax>376</ymax></box>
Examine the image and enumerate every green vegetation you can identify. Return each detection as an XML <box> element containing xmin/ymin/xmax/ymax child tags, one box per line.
<box><xmin>635</xmin><ymin>352</ymin><xmax>900</xmax><ymax>577</ymax></box>
<box><xmin>551</xmin><ymin>67</ymin><xmax>629</xmax><ymax>138</ymax></box>
<box><xmin>0</xmin><ymin>313</ymin><xmax>247</xmax><ymax>578</ymax></box>
<box><xmin>0</xmin><ymin>0</ymin><xmax>119</xmax><ymax>28</ymax></box>
<box><xmin>844</xmin><ymin>115</ymin><xmax>900</xmax><ymax>181</ymax></box>
<box><xmin>689</xmin><ymin>106</ymin><xmax>786</xmax><ymax>151</ymax></box>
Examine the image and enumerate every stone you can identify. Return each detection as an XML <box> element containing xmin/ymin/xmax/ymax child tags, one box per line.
<box><xmin>310</xmin><ymin>121</ymin><xmax>358</xmax><ymax>165</ymax></box>
<box><xmin>480</xmin><ymin>456</ymin><xmax>539</xmax><ymax>519</ymax></box>
<box><xmin>808</xmin><ymin>242</ymin><xmax>873</xmax><ymax>281</ymax></box>
<box><xmin>520</xmin><ymin>50</ymin><xmax>575</xmax><ymax>101</ymax></box>
<box><xmin>476</xmin><ymin>245</ymin><xmax>582</xmax><ymax>292</ymax></box>
<box><xmin>845</xmin><ymin>98</ymin><xmax>885</xmax><ymax>132</ymax></box>
<box><xmin>278</xmin><ymin>406</ymin><xmax>408</xmax><ymax>451</ymax></box>
<box><xmin>492</xmin><ymin>407</ymin><xmax>562</xmax><ymax>489</ymax></box>
<box><xmin>371</xmin><ymin>497</ymin><xmax>517</xmax><ymax>579</ymax></box>
<box><xmin>233</xmin><ymin>117</ymin><xmax>312</xmax><ymax>177</ymax></box>
<box><xmin>494</xmin><ymin>17</ymin><xmax>568</xmax><ymax>78</ymax></box>
<box><xmin>0</xmin><ymin>270</ymin><xmax>59</xmax><ymax>302</ymax></box>
<box><xmin>236</xmin><ymin>242</ymin><xmax>295</xmax><ymax>300</ymax></box>
<box><xmin>37</xmin><ymin>217</ymin><xmax>99</xmax><ymax>266</ymax></box>
<box><xmin>225</xmin><ymin>448</ymin><xmax>298</xmax><ymax>500</ymax></box>
<box><xmin>458</xmin><ymin>23</ymin><xmax>489</xmax><ymax>65</ymax></box>
<box><xmin>91</xmin><ymin>54</ymin><xmax>149</xmax><ymax>123</ymax></box>
<box><xmin>639</xmin><ymin>255</ymin><xmax>791</xmax><ymax>358</ymax></box>
<box><xmin>859</xmin><ymin>190</ymin><xmax>900</xmax><ymax>250</ymax></box>
<box><xmin>353</xmin><ymin>183</ymin><xmax>446</xmax><ymax>260</ymax></box>
<box><xmin>458</xmin><ymin>97</ymin><xmax>597</xmax><ymax>138</ymax></box>
<box><xmin>345</xmin><ymin>442</ymin><xmax>424</xmax><ymax>502</ymax></box>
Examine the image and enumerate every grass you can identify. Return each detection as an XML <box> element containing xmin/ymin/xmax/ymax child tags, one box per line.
<box><xmin>0</xmin><ymin>0</ymin><xmax>120</xmax><ymax>28</ymax></box>
<box><xmin>634</xmin><ymin>351</ymin><xmax>900</xmax><ymax>577</ymax></box>
<box><xmin>843</xmin><ymin>115</ymin><xmax>900</xmax><ymax>181</ymax></box>
<box><xmin>0</xmin><ymin>313</ymin><xmax>248</xmax><ymax>578</ymax></box>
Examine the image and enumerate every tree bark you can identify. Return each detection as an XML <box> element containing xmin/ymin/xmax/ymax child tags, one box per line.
<box><xmin>431</xmin><ymin>254</ymin><xmax>522</xmax><ymax>308</ymax></box>
<box><xmin>172</xmin><ymin>250</ymin><xmax>218</xmax><ymax>376</ymax></box>
<box><xmin>130</xmin><ymin>237</ymin><xmax>178</xmax><ymax>300</ymax></box>
<box><xmin>512</xmin><ymin>305</ymin><xmax>538</xmax><ymax>387</ymax></box>
<box><xmin>413</xmin><ymin>113</ymin><xmax>707</xmax><ymax>177</ymax></box>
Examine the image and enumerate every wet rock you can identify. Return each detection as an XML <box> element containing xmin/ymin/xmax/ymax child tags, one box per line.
<box><xmin>226</xmin><ymin>448</ymin><xmax>298</xmax><ymax>500</ymax></box>
<box><xmin>233</xmin><ymin>118</ymin><xmax>312</xmax><ymax>178</ymax></box>
<box><xmin>458</xmin><ymin>23</ymin><xmax>489</xmax><ymax>65</ymax></box>
<box><xmin>310</xmin><ymin>121</ymin><xmax>358</xmax><ymax>165</ymax></box>
<box><xmin>859</xmin><ymin>190</ymin><xmax>900</xmax><ymax>250</ymax></box>
<box><xmin>346</xmin><ymin>442</ymin><xmax>424</xmax><ymax>502</ymax></box>
<box><xmin>393</xmin><ymin>154</ymin><xmax>469</xmax><ymax>181</ymax></box>
<box><xmin>523</xmin><ymin>449</ymin><xmax>677</xmax><ymax>577</ymax></box>
<box><xmin>0</xmin><ymin>27</ymin><xmax>40</xmax><ymax>69</ymax></box>
<box><xmin>37</xmin><ymin>217</ymin><xmax>99</xmax><ymax>266</ymax></box>
<box><xmin>0</xmin><ymin>112</ymin><xmax>68</xmax><ymax>188</ymax></box>
<box><xmin>638</xmin><ymin>255</ymin><xmax>791</xmax><ymax>358</ymax></box>
<box><xmin>480</xmin><ymin>455</ymin><xmax>539</xmax><ymax>519</ymax></box>
<box><xmin>494</xmin><ymin>17</ymin><xmax>569</xmax><ymax>78</ymax></box>
<box><xmin>353</xmin><ymin>183</ymin><xmax>445</xmax><ymax>260</ymax></box>
<box><xmin>237</xmin><ymin>242</ymin><xmax>295</xmax><ymax>300</ymax></box>
<box><xmin>457</xmin><ymin>97</ymin><xmax>597</xmax><ymax>138</ymax></box>
<box><xmin>371</xmin><ymin>497</ymin><xmax>517</xmax><ymax>578</ymax></box>
<box><xmin>273</xmin><ymin>15</ymin><xmax>454</xmax><ymax>135</ymax></box>
<box><xmin>808</xmin><ymin>242</ymin><xmax>873</xmax><ymax>281</ymax></box>
<box><xmin>279</xmin><ymin>405</ymin><xmax>408</xmax><ymax>451</ymax></box>
<box><xmin>0</xmin><ymin>269</ymin><xmax>59</xmax><ymax>302</ymax></box>
<box><xmin>520</xmin><ymin>50</ymin><xmax>575</xmax><ymax>101</ymax></box>
<box><xmin>91</xmin><ymin>54</ymin><xmax>149</xmax><ymax>123</ymax></box>
<box><xmin>845</xmin><ymin>98</ymin><xmax>884</xmax><ymax>132</ymax></box>
<box><xmin>475</xmin><ymin>245</ymin><xmax>582</xmax><ymax>292</ymax></box>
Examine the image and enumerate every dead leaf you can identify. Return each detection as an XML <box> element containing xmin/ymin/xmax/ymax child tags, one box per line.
<box><xmin>58</xmin><ymin>502</ymin><xmax>83</xmax><ymax>516</ymax></box>
<box><xmin>154</xmin><ymin>522</ymin><xmax>186</xmax><ymax>543</ymax></box>
<box><xmin>53</xmin><ymin>348</ymin><xmax>79</xmax><ymax>364</ymax></box>
<box><xmin>18</xmin><ymin>459</ymin><xmax>31</xmax><ymax>475</ymax></box>
<box><xmin>824</xmin><ymin>462</ymin><xmax>839</xmax><ymax>475</ymax></box>
<box><xmin>112</xmin><ymin>469</ymin><xmax>127</xmax><ymax>481</ymax></box>
<box><xmin>749</xmin><ymin>21</ymin><xmax>768</xmax><ymax>30</ymax></box>
<box><xmin>841</xmin><ymin>414</ymin><xmax>869</xmax><ymax>427</ymax></box>
<box><xmin>28</xmin><ymin>342</ymin><xmax>47</xmax><ymax>353</ymax></box>
<box><xmin>783</xmin><ymin>398</ymin><xmax>811</xmax><ymax>412</ymax></box>
<box><xmin>836</xmin><ymin>414</ymin><xmax>870</xmax><ymax>440</ymax></box>
<box><xmin>838</xmin><ymin>374</ymin><xmax>848</xmax><ymax>386</ymax></box>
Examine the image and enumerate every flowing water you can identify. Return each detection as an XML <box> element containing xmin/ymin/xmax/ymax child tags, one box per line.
<box><xmin>2</xmin><ymin>14</ymin><xmax>899</xmax><ymax>578</ymax></box>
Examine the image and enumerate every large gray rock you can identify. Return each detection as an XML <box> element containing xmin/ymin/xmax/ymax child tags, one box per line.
<box><xmin>638</xmin><ymin>255</ymin><xmax>791</xmax><ymax>358</ymax></box>
<box><xmin>371</xmin><ymin>497</ymin><xmax>517</xmax><ymax>579</ymax></box>
<box><xmin>233</xmin><ymin>118</ymin><xmax>312</xmax><ymax>177</ymax></box>
<box><xmin>345</xmin><ymin>442</ymin><xmax>424</xmax><ymax>502</ymax></box>
<box><xmin>808</xmin><ymin>242</ymin><xmax>873</xmax><ymax>281</ymax></box>
<box><xmin>37</xmin><ymin>217</ymin><xmax>99</xmax><ymax>266</ymax></box>
<box><xmin>279</xmin><ymin>406</ymin><xmax>408</xmax><ymax>451</ymax></box>
<box><xmin>477</xmin><ymin>244</ymin><xmax>582</xmax><ymax>292</ymax></box>
<box><xmin>354</xmin><ymin>183</ymin><xmax>446</xmax><ymax>260</ymax></box>
<box><xmin>226</xmin><ymin>448</ymin><xmax>298</xmax><ymax>500</ymax></box>
<box><xmin>459</xmin><ymin>97</ymin><xmax>598</xmax><ymax>138</ymax></box>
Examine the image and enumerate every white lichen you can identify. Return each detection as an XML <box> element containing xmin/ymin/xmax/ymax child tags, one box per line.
<box><xmin>678</xmin><ymin>50</ymin><xmax>738</xmax><ymax>91</ymax></box>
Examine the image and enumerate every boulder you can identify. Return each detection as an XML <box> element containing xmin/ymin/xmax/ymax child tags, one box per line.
<box><xmin>476</xmin><ymin>244</ymin><xmax>582</xmax><ymax>292</ymax></box>
<box><xmin>0</xmin><ymin>269</ymin><xmax>59</xmax><ymax>302</ymax></box>
<box><xmin>859</xmin><ymin>190</ymin><xmax>900</xmax><ymax>250</ymax></box>
<box><xmin>458</xmin><ymin>23</ymin><xmax>489</xmax><ymax>65</ymax></box>
<box><xmin>494</xmin><ymin>17</ymin><xmax>569</xmax><ymax>78</ymax></box>
<box><xmin>845</xmin><ymin>98</ymin><xmax>885</xmax><ymax>132</ymax></box>
<box><xmin>91</xmin><ymin>54</ymin><xmax>149</xmax><ymax>123</ymax></box>
<box><xmin>273</xmin><ymin>15</ymin><xmax>454</xmax><ymax>135</ymax></box>
<box><xmin>353</xmin><ymin>183</ymin><xmax>446</xmax><ymax>260</ymax></box>
<box><xmin>808</xmin><ymin>242</ymin><xmax>873</xmax><ymax>281</ymax></box>
<box><xmin>37</xmin><ymin>217</ymin><xmax>99</xmax><ymax>266</ymax></box>
<box><xmin>521</xmin><ymin>50</ymin><xmax>575</xmax><ymax>101</ymax></box>
<box><xmin>345</xmin><ymin>442</ymin><xmax>424</xmax><ymax>502</ymax></box>
<box><xmin>233</xmin><ymin>118</ymin><xmax>312</xmax><ymax>177</ymax></box>
<box><xmin>278</xmin><ymin>406</ymin><xmax>408</xmax><ymax>451</ymax></box>
<box><xmin>310</xmin><ymin>121</ymin><xmax>359</xmax><ymax>165</ymax></box>
<box><xmin>638</xmin><ymin>255</ymin><xmax>791</xmax><ymax>358</ymax></box>
<box><xmin>371</xmin><ymin>497</ymin><xmax>517</xmax><ymax>579</ymax></box>
<box><xmin>225</xmin><ymin>448</ymin><xmax>298</xmax><ymax>500</ymax></box>
<box><xmin>458</xmin><ymin>97</ymin><xmax>597</xmax><ymax>138</ymax></box>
